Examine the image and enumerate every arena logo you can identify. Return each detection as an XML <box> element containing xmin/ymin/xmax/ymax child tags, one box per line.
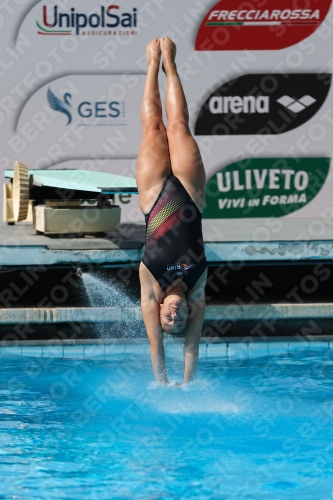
<box><xmin>47</xmin><ymin>88</ymin><xmax>125</xmax><ymax>126</ymax></box>
<box><xmin>194</xmin><ymin>74</ymin><xmax>331</xmax><ymax>136</ymax></box>
<box><xmin>166</xmin><ymin>264</ymin><xmax>182</xmax><ymax>271</ymax></box>
<box><xmin>195</xmin><ymin>0</ymin><xmax>332</xmax><ymax>50</ymax></box>
<box><xmin>166</xmin><ymin>263</ymin><xmax>193</xmax><ymax>272</ymax></box>
<box><xmin>37</xmin><ymin>5</ymin><xmax>137</xmax><ymax>36</ymax></box>
<box><xmin>203</xmin><ymin>158</ymin><xmax>331</xmax><ymax>219</ymax></box>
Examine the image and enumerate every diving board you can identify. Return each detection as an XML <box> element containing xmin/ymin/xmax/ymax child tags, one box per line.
<box><xmin>4</xmin><ymin>169</ymin><xmax>138</xmax><ymax>194</ymax></box>
<box><xmin>3</xmin><ymin>164</ymin><xmax>138</xmax><ymax>233</ymax></box>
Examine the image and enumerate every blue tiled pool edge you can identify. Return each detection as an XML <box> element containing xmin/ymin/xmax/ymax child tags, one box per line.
<box><xmin>1</xmin><ymin>338</ymin><xmax>332</xmax><ymax>360</ymax></box>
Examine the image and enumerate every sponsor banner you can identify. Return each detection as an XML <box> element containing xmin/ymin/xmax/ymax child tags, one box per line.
<box><xmin>37</xmin><ymin>4</ymin><xmax>138</xmax><ymax>36</ymax></box>
<box><xmin>13</xmin><ymin>75</ymin><xmax>144</xmax><ymax>167</ymax></box>
<box><xmin>195</xmin><ymin>74</ymin><xmax>332</xmax><ymax>136</ymax></box>
<box><xmin>203</xmin><ymin>158</ymin><xmax>330</xmax><ymax>218</ymax></box>
<box><xmin>0</xmin><ymin>0</ymin><xmax>332</xmax><ymax>233</ymax></box>
<box><xmin>12</xmin><ymin>0</ymin><xmax>177</xmax><ymax>74</ymax></box>
<box><xmin>195</xmin><ymin>0</ymin><xmax>332</xmax><ymax>51</ymax></box>
<box><xmin>29</xmin><ymin>1</ymin><xmax>138</xmax><ymax>38</ymax></box>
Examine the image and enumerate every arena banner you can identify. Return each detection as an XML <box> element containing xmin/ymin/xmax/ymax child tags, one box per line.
<box><xmin>195</xmin><ymin>0</ymin><xmax>333</xmax><ymax>51</ymax></box>
<box><xmin>203</xmin><ymin>158</ymin><xmax>331</xmax><ymax>218</ymax></box>
<box><xmin>195</xmin><ymin>74</ymin><xmax>332</xmax><ymax>136</ymax></box>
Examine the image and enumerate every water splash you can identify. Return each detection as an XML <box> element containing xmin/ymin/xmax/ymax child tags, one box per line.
<box><xmin>81</xmin><ymin>272</ymin><xmax>143</xmax><ymax>338</ymax></box>
<box><xmin>106</xmin><ymin>370</ymin><xmax>242</xmax><ymax>415</ymax></box>
<box><xmin>82</xmin><ymin>272</ymin><xmax>138</xmax><ymax>308</ymax></box>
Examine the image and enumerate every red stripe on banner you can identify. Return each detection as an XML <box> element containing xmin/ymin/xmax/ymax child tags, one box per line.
<box><xmin>38</xmin><ymin>32</ymin><xmax>72</xmax><ymax>35</ymax></box>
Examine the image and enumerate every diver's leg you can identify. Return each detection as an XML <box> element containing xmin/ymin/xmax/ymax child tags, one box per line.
<box><xmin>160</xmin><ymin>37</ymin><xmax>206</xmax><ymax>211</ymax></box>
<box><xmin>136</xmin><ymin>39</ymin><xmax>171</xmax><ymax>214</ymax></box>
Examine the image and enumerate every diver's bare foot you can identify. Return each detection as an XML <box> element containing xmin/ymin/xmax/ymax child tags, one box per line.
<box><xmin>146</xmin><ymin>38</ymin><xmax>161</xmax><ymax>66</ymax></box>
<box><xmin>160</xmin><ymin>37</ymin><xmax>177</xmax><ymax>74</ymax></box>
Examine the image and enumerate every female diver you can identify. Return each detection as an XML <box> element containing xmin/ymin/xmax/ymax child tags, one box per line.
<box><xmin>137</xmin><ymin>38</ymin><xmax>207</xmax><ymax>385</ymax></box>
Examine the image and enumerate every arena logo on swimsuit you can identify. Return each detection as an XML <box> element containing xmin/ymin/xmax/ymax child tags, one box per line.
<box><xmin>37</xmin><ymin>5</ymin><xmax>137</xmax><ymax>36</ymax></box>
<box><xmin>166</xmin><ymin>263</ymin><xmax>193</xmax><ymax>272</ymax></box>
<box><xmin>195</xmin><ymin>0</ymin><xmax>332</xmax><ymax>50</ymax></box>
<box><xmin>167</xmin><ymin>264</ymin><xmax>182</xmax><ymax>272</ymax></box>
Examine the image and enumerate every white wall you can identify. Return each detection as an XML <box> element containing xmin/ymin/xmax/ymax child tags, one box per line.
<box><xmin>1</xmin><ymin>0</ymin><xmax>333</xmax><ymax>228</ymax></box>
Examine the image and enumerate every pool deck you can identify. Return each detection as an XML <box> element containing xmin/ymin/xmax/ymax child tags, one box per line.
<box><xmin>1</xmin><ymin>218</ymin><xmax>333</xmax><ymax>268</ymax></box>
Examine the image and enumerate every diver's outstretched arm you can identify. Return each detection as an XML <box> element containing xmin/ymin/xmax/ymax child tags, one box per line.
<box><xmin>183</xmin><ymin>269</ymin><xmax>207</xmax><ymax>383</ymax></box>
<box><xmin>140</xmin><ymin>264</ymin><xmax>168</xmax><ymax>384</ymax></box>
<box><xmin>150</xmin><ymin>337</ymin><xmax>168</xmax><ymax>384</ymax></box>
<box><xmin>141</xmin><ymin>295</ymin><xmax>168</xmax><ymax>384</ymax></box>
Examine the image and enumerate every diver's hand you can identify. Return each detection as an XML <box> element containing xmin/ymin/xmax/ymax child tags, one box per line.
<box><xmin>170</xmin><ymin>382</ymin><xmax>182</xmax><ymax>389</ymax></box>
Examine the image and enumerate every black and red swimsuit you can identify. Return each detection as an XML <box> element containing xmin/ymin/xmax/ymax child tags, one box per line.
<box><xmin>142</xmin><ymin>174</ymin><xmax>207</xmax><ymax>292</ymax></box>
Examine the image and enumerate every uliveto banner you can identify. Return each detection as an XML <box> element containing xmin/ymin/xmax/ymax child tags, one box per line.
<box><xmin>195</xmin><ymin>0</ymin><xmax>332</xmax><ymax>51</ymax></box>
<box><xmin>195</xmin><ymin>74</ymin><xmax>332</xmax><ymax>136</ymax></box>
<box><xmin>204</xmin><ymin>158</ymin><xmax>331</xmax><ymax>218</ymax></box>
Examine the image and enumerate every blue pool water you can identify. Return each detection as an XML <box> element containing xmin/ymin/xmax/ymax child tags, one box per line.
<box><xmin>1</xmin><ymin>344</ymin><xmax>333</xmax><ymax>499</ymax></box>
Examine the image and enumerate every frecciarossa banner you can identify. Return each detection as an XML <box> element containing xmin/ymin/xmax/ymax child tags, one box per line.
<box><xmin>195</xmin><ymin>0</ymin><xmax>332</xmax><ymax>50</ymax></box>
<box><xmin>203</xmin><ymin>158</ymin><xmax>330</xmax><ymax>219</ymax></box>
<box><xmin>195</xmin><ymin>74</ymin><xmax>332</xmax><ymax>136</ymax></box>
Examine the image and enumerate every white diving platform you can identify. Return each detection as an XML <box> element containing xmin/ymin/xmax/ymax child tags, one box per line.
<box><xmin>4</xmin><ymin>169</ymin><xmax>138</xmax><ymax>194</ymax></box>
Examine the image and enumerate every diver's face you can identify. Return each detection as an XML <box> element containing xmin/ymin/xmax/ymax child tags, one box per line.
<box><xmin>160</xmin><ymin>296</ymin><xmax>189</xmax><ymax>334</ymax></box>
